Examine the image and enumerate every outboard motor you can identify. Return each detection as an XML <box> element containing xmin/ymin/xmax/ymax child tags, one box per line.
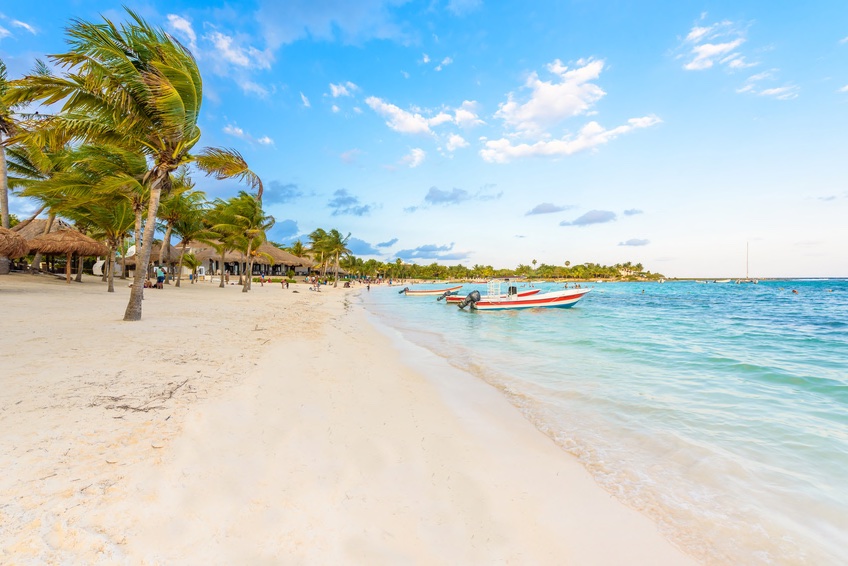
<box><xmin>457</xmin><ymin>290</ymin><xmax>481</xmax><ymax>310</ymax></box>
<box><xmin>436</xmin><ymin>290</ymin><xmax>459</xmax><ymax>301</ymax></box>
<box><xmin>398</xmin><ymin>287</ymin><xmax>410</xmax><ymax>294</ymax></box>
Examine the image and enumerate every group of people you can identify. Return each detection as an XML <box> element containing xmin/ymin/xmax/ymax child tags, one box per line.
<box><xmin>144</xmin><ymin>266</ymin><xmax>166</xmax><ymax>289</ymax></box>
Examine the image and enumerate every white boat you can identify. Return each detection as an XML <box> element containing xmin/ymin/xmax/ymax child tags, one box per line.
<box><xmin>443</xmin><ymin>288</ymin><xmax>540</xmax><ymax>303</ymax></box>
<box><xmin>399</xmin><ymin>285</ymin><xmax>463</xmax><ymax>296</ymax></box>
<box><xmin>457</xmin><ymin>281</ymin><xmax>590</xmax><ymax>311</ymax></box>
<box><xmin>714</xmin><ymin>279</ymin><xmax>731</xmax><ymax>283</ymax></box>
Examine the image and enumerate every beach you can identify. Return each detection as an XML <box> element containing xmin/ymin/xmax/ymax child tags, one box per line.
<box><xmin>0</xmin><ymin>274</ymin><xmax>693</xmax><ymax>564</ymax></box>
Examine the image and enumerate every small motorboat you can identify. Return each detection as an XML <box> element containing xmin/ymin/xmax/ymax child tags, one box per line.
<box><xmin>443</xmin><ymin>288</ymin><xmax>540</xmax><ymax>303</ymax></box>
<box><xmin>456</xmin><ymin>281</ymin><xmax>590</xmax><ymax>311</ymax></box>
<box><xmin>399</xmin><ymin>285</ymin><xmax>463</xmax><ymax>296</ymax></box>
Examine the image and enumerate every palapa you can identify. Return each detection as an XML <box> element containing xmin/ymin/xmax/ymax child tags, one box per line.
<box><xmin>29</xmin><ymin>229</ymin><xmax>109</xmax><ymax>284</ymax></box>
<box><xmin>0</xmin><ymin>227</ymin><xmax>29</xmax><ymax>259</ymax></box>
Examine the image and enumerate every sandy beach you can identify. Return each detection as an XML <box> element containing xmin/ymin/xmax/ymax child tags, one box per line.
<box><xmin>0</xmin><ymin>274</ymin><xmax>694</xmax><ymax>564</ymax></box>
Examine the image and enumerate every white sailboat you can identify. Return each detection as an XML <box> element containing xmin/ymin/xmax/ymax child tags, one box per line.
<box><xmin>736</xmin><ymin>242</ymin><xmax>758</xmax><ymax>284</ymax></box>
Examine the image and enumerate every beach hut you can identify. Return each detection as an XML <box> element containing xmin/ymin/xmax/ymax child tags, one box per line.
<box><xmin>28</xmin><ymin>229</ymin><xmax>109</xmax><ymax>284</ymax></box>
<box><xmin>0</xmin><ymin>227</ymin><xmax>29</xmax><ymax>260</ymax></box>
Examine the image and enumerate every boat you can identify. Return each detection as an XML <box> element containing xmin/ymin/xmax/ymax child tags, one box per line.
<box><xmin>714</xmin><ymin>279</ymin><xmax>731</xmax><ymax>283</ymax></box>
<box><xmin>736</xmin><ymin>242</ymin><xmax>758</xmax><ymax>284</ymax></box>
<box><xmin>399</xmin><ymin>285</ymin><xmax>463</xmax><ymax>296</ymax></box>
<box><xmin>456</xmin><ymin>281</ymin><xmax>590</xmax><ymax>311</ymax></box>
<box><xmin>443</xmin><ymin>288</ymin><xmax>540</xmax><ymax>304</ymax></box>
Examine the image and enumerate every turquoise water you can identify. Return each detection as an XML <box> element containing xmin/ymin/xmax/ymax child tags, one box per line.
<box><xmin>360</xmin><ymin>280</ymin><xmax>848</xmax><ymax>564</ymax></box>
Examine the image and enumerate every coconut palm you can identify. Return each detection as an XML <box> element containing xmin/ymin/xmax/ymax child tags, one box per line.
<box><xmin>170</xmin><ymin>191</ymin><xmax>208</xmax><ymax>287</ymax></box>
<box><xmin>308</xmin><ymin>228</ymin><xmax>330</xmax><ymax>276</ymax></box>
<box><xmin>180</xmin><ymin>252</ymin><xmax>202</xmax><ymax>283</ymax></box>
<box><xmin>6</xmin><ymin>9</ymin><xmax>262</xmax><ymax>320</ymax></box>
<box><xmin>209</xmin><ymin>192</ymin><xmax>274</xmax><ymax>293</ymax></box>
<box><xmin>156</xmin><ymin>167</ymin><xmax>196</xmax><ymax>282</ymax></box>
<box><xmin>287</xmin><ymin>239</ymin><xmax>307</xmax><ymax>258</ymax></box>
<box><xmin>323</xmin><ymin>229</ymin><xmax>351</xmax><ymax>287</ymax></box>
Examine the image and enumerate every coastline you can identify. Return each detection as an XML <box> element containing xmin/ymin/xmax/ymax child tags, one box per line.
<box><xmin>0</xmin><ymin>275</ymin><xmax>692</xmax><ymax>564</ymax></box>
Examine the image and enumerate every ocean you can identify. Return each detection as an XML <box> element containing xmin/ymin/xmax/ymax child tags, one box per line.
<box><xmin>359</xmin><ymin>279</ymin><xmax>848</xmax><ymax>564</ymax></box>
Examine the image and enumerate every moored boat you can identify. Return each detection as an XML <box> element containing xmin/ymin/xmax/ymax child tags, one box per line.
<box><xmin>457</xmin><ymin>281</ymin><xmax>590</xmax><ymax>311</ymax></box>
<box><xmin>399</xmin><ymin>285</ymin><xmax>463</xmax><ymax>296</ymax></box>
<box><xmin>443</xmin><ymin>288</ymin><xmax>540</xmax><ymax>303</ymax></box>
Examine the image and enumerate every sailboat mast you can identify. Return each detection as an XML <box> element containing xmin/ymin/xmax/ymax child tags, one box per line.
<box><xmin>746</xmin><ymin>242</ymin><xmax>749</xmax><ymax>279</ymax></box>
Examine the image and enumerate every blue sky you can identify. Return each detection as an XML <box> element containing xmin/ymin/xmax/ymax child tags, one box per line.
<box><xmin>2</xmin><ymin>1</ymin><xmax>847</xmax><ymax>277</ymax></box>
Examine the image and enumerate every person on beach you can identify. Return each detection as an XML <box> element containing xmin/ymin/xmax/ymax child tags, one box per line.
<box><xmin>155</xmin><ymin>266</ymin><xmax>165</xmax><ymax>289</ymax></box>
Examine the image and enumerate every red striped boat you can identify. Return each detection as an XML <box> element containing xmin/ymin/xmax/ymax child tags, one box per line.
<box><xmin>444</xmin><ymin>288</ymin><xmax>540</xmax><ymax>303</ymax></box>
<box><xmin>400</xmin><ymin>285</ymin><xmax>463</xmax><ymax>296</ymax></box>
<box><xmin>456</xmin><ymin>281</ymin><xmax>590</xmax><ymax>311</ymax></box>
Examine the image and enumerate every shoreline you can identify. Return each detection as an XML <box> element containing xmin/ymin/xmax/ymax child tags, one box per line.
<box><xmin>0</xmin><ymin>274</ymin><xmax>693</xmax><ymax>563</ymax></box>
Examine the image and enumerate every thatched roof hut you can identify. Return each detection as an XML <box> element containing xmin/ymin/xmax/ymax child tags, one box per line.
<box><xmin>12</xmin><ymin>218</ymin><xmax>73</xmax><ymax>240</ymax></box>
<box><xmin>29</xmin><ymin>230</ymin><xmax>108</xmax><ymax>257</ymax></box>
<box><xmin>28</xmin><ymin>229</ymin><xmax>109</xmax><ymax>283</ymax></box>
<box><xmin>0</xmin><ymin>227</ymin><xmax>29</xmax><ymax>258</ymax></box>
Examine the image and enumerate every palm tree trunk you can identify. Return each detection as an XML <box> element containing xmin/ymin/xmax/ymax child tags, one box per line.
<box><xmin>159</xmin><ymin>223</ymin><xmax>173</xmax><ymax>284</ymax></box>
<box><xmin>219</xmin><ymin>250</ymin><xmax>226</xmax><ymax>288</ymax></box>
<box><xmin>120</xmin><ymin>245</ymin><xmax>127</xmax><ymax>280</ymax></box>
<box><xmin>107</xmin><ymin>245</ymin><xmax>116</xmax><ymax>292</ymax></box>
<box><xmin>124</xmin><ymin>172</ymin><xmax>165</xmax><ymax>321</ymax></box>
<box><xmin>333</xmin><ymin>252</ymin><xmax>340</xmax><ymax>287</ymax></box>
<box><xmin>0</xmin><ymin>139</ymin><xmax>8</xmax><ymax>230</ymax></box>
<box><xmin>242</xmin><ymin>243</ymin><xmax>253</xmax><ymax>293</ymax></box>
<box><xmin>175</xmin><ymin>241</ymin><xmax>188</xmax><ymax>288</ymax></box>
<box><xmin>75</xmin><ymin>254</ymin><xmax>83</xmax><ymax>282</ymax></box>
<box><xmin>65</xmin><ymin>252</ymin><xmax>72</xmax><ymax>284</ymax></box>
<box><xmin>31</xmin><ymin>213</ymin><xmax>55</xmax><ymax>274</ymax></box>
<box><xmin>0</xmin><ymin>142</ymin><xmax>9</xmax><ymax>275</ymax></box>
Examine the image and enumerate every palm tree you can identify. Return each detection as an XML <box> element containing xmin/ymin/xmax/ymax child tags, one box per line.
<box><xmin>210</xmin><ymin>192</ymin><xmax>274</xmax><ymax>293</ymax></box>
<box><xmin>7</xmin><ymin>9</ymin><xmax>262</xmax><ymax>321</ymax></box>
<box><xmin>308</xmin><ymin>228</ymin><xmax>329</xmax><ymax>276</ymax></box>
<box><xmin>171</xmin><ymin>191</ymin><xmax>208</xmax><ymax>287</ymax></box>
<box><xmin>156</xmin><ymin>167</ymin><xmax>196</xmax><ymax>283</ymax></box>
<box><xmin>287</xmin><ymin>239</ymin><xmax>307</xmax><ymax>258</ymax></box>
<box><xmin>324</xmin><ymin>229</ymin><xmax>351</xmax><ymax>287</ymax></box>
<box><xmin>180</xmin><ymin>252</ymin><xmax>202</xmax><ymax>283</ymax></box>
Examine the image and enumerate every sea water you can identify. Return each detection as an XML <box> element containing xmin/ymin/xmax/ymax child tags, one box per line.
<box><xmin>359</xmin><ymin>279</ymin><xmax>848</xmax><ymax>564</ymax></box>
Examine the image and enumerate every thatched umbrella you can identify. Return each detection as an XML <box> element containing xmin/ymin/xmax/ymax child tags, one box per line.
<box><xmin>0</xmin><ymin>227</ymin><xmax>29</xmax><ymax>259</ymax></box>
<box><xmin>29</xmin><ymin>229</ymin><xmax>109</xmax><ymax>284</ymax></box>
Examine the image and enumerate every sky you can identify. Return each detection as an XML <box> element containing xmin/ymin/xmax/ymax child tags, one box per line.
<box><xmin>2</xmin><ymin>0</ymin><xmax>847</xmax><ymax>278</ymax></box>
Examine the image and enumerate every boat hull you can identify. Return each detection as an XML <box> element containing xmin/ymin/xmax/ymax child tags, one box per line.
<box><xmin>403</xmin><ymin>285</ymin><xmax>463</xmax><ymax>296</ymax></box>
<box><xmin>470</xmin><ymin>288</ymin><xmax>590</xmax><ymax>311</ymax></box>
<box><xmin>445</xmin><ymin>288</ymin><xmax>540</xmax><ymax>303</ymax></box>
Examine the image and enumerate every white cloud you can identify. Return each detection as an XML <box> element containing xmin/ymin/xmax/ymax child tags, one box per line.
<box><xmin>454</xmin><ymin>100</ymin><xmax>484</xmax><ymax>127</ymax></box>
<box><xmin>366</xmin><ymin>97</ymin><xmax>484</xmax><ymax>135</ymax></box>
<box><xmin>300</xmin><ymin>92</ymin><xmax>311</xmax><ymax>107</ymax></box>
<box><xmin>480</xmin><ymin>116</ymin><xmax>661</xmax><ymax>163</ymax></box>
<box><xmin>12</xmin><ymin>20</ymin><xmax>36</xmax><ymax>34</ymax></box>
<box><xmin>166</xmin><ymin>14</ymin><xmax>197</xmax><ymax>51</ymax></box>
<box><xmin>365</xmin><ymin>97</ymin><xmax>435</xmax><ymax>134</ymax></box>
<box><xmin>206</xmin><ymin>30</ymin><xmax>273</xmax><ymax>69</ymax></box>
<box><xmin>737</xmin><ymin>70</ymin><xmax>798</xmax><ymax>100</ymax></box>
<box><xmin>223</xmin><ymin>124</ymin><xmax>274</xmax><ymax>146</ymax></box>
<box><xmin>685</xmin><ymin>38</ymin><xmax>744</xmax><ymax>70</ymax></box>
<box><xmin>422</xmin><ymin>53</ymin><xmax>430</xmax><ymax>64</ymax></box>
<box><xmin>680</xmin><ymin>19</ymin><xmax>750</xmax><ymax>71</ymax></box>
<box><xmin>240</xmin><ymin>80</ymin><xmax>269</xmax><ymax>98</ymax></box>
<box><xmin>446</xmin><ymin>134</ymin><xmax>469</xmax><ymax>152</ymax></box>
<box><xmin>839</xmin><ymin>85</ymin><xmax>848</xmax><ymax>93</ymax></box>
<box><xmin>840</xmin><ymin>37</ymin><xmax>848</xmax><ymax>44</ymax></box>
<box><xmin>0</xmin><ymin>26</ymin><xmax>9</xmax><ymax>40</ymax></box>
<box><xmin>494</xmin><ymin>58</ymin><xmax>606</xmax><ymax>134</ymax></box>
<box><xmin>223</xmin><ymin>124</ymin><xmax>245</xmax><ymax>138</ymax></box>
<box><xmin>331</xmin><ymin>104</ymin><xmax>340</xmax><ymax>113</ymax></box>
<box><xmin>401</xmin><ymin>70</ymin><xmax>410</xmax><ymax>79</ymax></box>
<box><xmin>758</xmin><ymin>86</ymin><xmax>799</xmax><ymax>100</ymax></box>
<box><xmin>401</xmin><ymin>148</ymin><xmax>426</xmax><ymax>168</ymax></box>
<box><xmin>330</xmin><ymin>81</ymin><xmax>358</xmax><ymax>97</ymax></box>
<box><xmin>435</xmin><ymin>56</ymin><xmax>453</xmax><ymax>72</ymax></box>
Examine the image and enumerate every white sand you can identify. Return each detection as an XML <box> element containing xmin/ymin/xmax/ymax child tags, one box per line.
<box><xmin>0</xmin><ymin>274</ymin><xmax>694</xmax><ymax>564</ymax></box>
